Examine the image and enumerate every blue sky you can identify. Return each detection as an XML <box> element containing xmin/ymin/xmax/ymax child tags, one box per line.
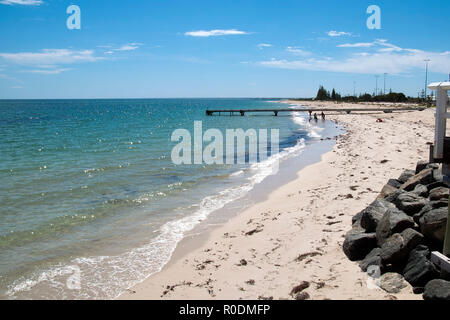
<box><xmin>0</xmin><ymin>0</ymin><xmax>449</xmax><ymax>99</ymax></box>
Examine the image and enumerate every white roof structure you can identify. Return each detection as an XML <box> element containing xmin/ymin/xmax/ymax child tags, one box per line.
<box><xmin>428</xmin><ymin>82</ymin><xmax>450</xmax><ymax>90</ymax></box>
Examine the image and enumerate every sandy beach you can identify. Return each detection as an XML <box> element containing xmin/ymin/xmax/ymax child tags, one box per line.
<box><xmin>119</xmin><ymin>101</ymin><xmax>435</xmax><ymax>300</ymax></box>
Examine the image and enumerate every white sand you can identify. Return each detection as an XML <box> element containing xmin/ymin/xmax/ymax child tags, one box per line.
<box><xmin>119</xmin><ymin>101</ymin><xmax>435</xmax><ymax>300</ymax></box>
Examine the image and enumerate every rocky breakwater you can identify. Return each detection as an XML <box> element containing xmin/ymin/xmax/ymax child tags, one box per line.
<box><xmin>343</xmin><ymin>160</ymin><xmax>450</xmax><ymax>300</ymax></box>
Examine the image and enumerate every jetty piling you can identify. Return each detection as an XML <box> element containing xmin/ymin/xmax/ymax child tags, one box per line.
<box><xmin>205</xmin><ymin>107</ymin><xmax>425</xmax><ymax>117</ymax></box>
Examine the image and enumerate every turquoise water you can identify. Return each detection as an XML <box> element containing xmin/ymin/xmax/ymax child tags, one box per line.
<box><xmin>0</xmin><ymin>99</ymin><xmax>329</xmax><ymax>299</ymax></box>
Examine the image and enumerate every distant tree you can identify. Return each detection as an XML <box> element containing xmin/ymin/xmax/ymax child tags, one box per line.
<box><xmin>331</xmin><ymin>88</ymin><xmax>336</xmax><ymax>100</ymax></box>
<box><xmin>315</xmin><ymin>86</ymin><xmax>329</xmax><ymax>100</ymax></box>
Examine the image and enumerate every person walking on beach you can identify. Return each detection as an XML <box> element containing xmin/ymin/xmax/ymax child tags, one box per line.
<box><xmin>313</xmin><ymin>113</ymin><xmax>318</xmax><ymax>122</ymax></box>
<box><xmin>321</xmin><ymin>111</ymin><xmax>325</xmax><ymax>120</ymax></box>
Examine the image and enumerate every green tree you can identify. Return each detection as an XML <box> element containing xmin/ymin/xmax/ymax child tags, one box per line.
<box><xmin>315</xmin><ymin>86</ymin><xmax>329</xmax><ymax>100</ymax></box>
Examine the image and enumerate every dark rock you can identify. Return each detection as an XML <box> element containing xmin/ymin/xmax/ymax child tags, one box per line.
<box><xmin>429</xmin><ymin>186</ymin><xmax>449</xmax><ymax>201</ymax></box>
<box><xmin>394</xmin><ymin>192</ymin><xmax>428</xmax><ymax>215</ymax></box>
<box><xmin>380</xmin><ymin>273</ymin><xmax>408</xmax><ymax>294</ymax></box>
<box><xmin>360</xmin><ymin>200</ymin><xmax>395</xmax><ymax>232</ymax></box>
<box><xmin>343</xmin><ymin>231</ymin><xmax>377</xmax><ymax>261</ymax></box>
<box><xmin>423</xmin><ymin>279</ymin><xmax>450</xmax><ymax>300</ymax></box>
<box><xmin>377</xmin><ymin>184</ymin><xmax>398</xmax><ymax>200</ymax></box>
<box><xmin>426</xmin><ymin>163</ymin><xmax>440</xmax><ymax>170</ymax></box>
<box><xmin>295</xmin><ymin>292</ymin><xmax>310</xmax><ymax>300</ymax></box>
<box><xmin>380</xmin><ymin>229</ymin><xmax>424</xmax><ymax>264</ymax></box>
<box><xmin>433</xmin><ymin>168</ymin><xmax>443</xmax><ymax>183</ymax></box>
<box><xmin>351</xmin><ymin>211</ymin><xmax>364</xmax><ymax>226</ymax></box>
<box><xmin>413</xmin><ymin>287</ymin><xmax>425</xmax><ymax>294</ymax></box>
<box><xmin>376</xmin><ymin>208</ymin><xmax>415</xmax><ymax>246</ymax></box>
<box><xmin>290</xmin><ymin>281</ymin><xmax>310</xmax><ymax>296</ymax></box>
<box><xmin>383</xmin><ymin>189</ymin><xmax>406</xmax><ymax>204</ymax></box>
<box><xmin>387</xmin><ymin>179</ymin><xmax>402</xmax><ymax>189</ymax></box>
<box><xmin>419</xmin><ymin>207</ymin><xmax>448</xmax><ymax>244</ymax></box>
<box><xmin>414</xmin><ymin>200</ymin><xmax>449</xmax><ymax>224</ymax></box>
<box><xmin>403</xmin><ymin>245</ymin><xmax>439</xmax><ymax>288</ymax></box>
<box><xmin>238</xmin><ymin>259</ymin><xmax>247</xmax><ymax>266</ymax></box>
<box><xmin>415</xmin><ymin>160</ymin><xmax>429</xmax><ymax>174</ymax></box>
<box><xmin>426</xmin><ymin>181</ymin><xmax>448</xmax><ymax>192</ymax></box>
<box><xmin>400</xmin><ymin>168</ymin><xmax>434</xmax><ymax>192</ymax></box>
<box><xmin>359</xmin><ymin>248</ymin><xmax>383</xmax><ymax>272</ymax></box>
<box><xmin>398</xmin><ymin>169</ymin><xmax>415</xmax><ymax>183</ymax></box>
<box><xmin>412</xmin><ymin>184</ymin><xmax>428</xmax><ymax>198</ymax></box>
<box><xmin>431</xmin><ymin>199</ymin><xmax>449</xmax><ymax>208</ymax></box>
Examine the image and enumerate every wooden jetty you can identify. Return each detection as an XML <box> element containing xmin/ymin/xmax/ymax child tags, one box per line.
<box><xmin>206</xmin><ymin>107</ymin><xmax>425</xmax><ymax>116</ymax></box>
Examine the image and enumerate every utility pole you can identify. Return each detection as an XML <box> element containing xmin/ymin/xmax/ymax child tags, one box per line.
<box><xmin>383</xmin><ymin>73</ymin><xmax>388</xmax><ymax>95</ymax></box>
<box><xmin>353</xmin><ymin>81</ymin><xmax>356</xmax><ymax>97</ymax></box>
<box><xmin>375</xmin><ymin>75</ymin><xmax>379</xmax><ymax>96</ymax></box>
<box><xmin>424</xmin><ymin>59</ymin><xmax>431</xmax><ymax>100</ymax></box>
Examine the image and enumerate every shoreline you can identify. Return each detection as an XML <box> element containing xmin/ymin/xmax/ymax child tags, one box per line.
<box><xmin>119</xmin><ymin>101</ymin><xmax>433</xmax><ymax>300</ymax></box>
<box><xmin>144</xmin><ymin>122</ymin><xmax>340</xmax><ymax>281</ymax></box>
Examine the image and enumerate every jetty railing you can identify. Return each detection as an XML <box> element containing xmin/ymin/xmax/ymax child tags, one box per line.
<box><xmin>205</xmin><ymin>107</ymin><xmax>425</xmax><ymax>117</ymax></box>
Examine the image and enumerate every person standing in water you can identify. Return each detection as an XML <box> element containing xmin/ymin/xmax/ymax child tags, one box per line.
<box><xmin>321</xmin><ymin>111</ymin><xmax>325</xmax><ymax>120</ymax></box>
<box><xmin>313</xmin><ymin>113</ymin><xmax>318</xmax><ymax>122</ymax></box>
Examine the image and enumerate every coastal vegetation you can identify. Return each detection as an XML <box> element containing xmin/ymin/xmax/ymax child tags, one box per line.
<box><xmin>313</xmin><ymin>85</ymin><xmax>429</xmax><ymax>103</ymax></box>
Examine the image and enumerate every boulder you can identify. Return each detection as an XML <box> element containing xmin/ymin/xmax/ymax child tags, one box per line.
<box><xmin>398</xmin><ymin>169</ymin><xmax>415</xmax><ymax>184</ymax></box>
<box><xmin>429</xmin><ymin>186</ymin><xmax>449</xmax><ymax>201</ymax></box>
<box><xmin>380</xmin><ymin>229</ymin><xmax>424</xmax><ymax>264</ymax></box>
<box><xmin>423</xmin><ymin>279</ymin><xmax>450</xmax><ymax>300</ymax></box>
<box><xmin>412</xmin><ymin>184</ymin><xmax>428</xmax><ymax>198</ymax></box>
<box><xmin>343</xmin><ymin>231</ymin><xmax>377</xmax><ymax>261</ymax></box>
<box><xmin>394</xmin><ymin>192</ymin><xmax>428</xmax><ymax>215</ymax></box>
<box><xmin>377</xmin><ymin>184</ymin><xmax>398</xmax><ymax>200</ymax></box>
<box><xmin>379</xmin><ymin>273</ymin><xmax>408</xmax><ymax>294</ymax></box>
<box><xmin>376</xmin><ymin>208</ymin><xmax>415</xmax><ymax>246</ymax></box>
<box><xmin>403</xmin><ymin>245</ymin><xmax>439</xmax><ymax>288</ymax></box>
<box><xmin>415</xmin><ymin>160</ymin><xmax>429</xmax><ymax>174</ymax></box>
<box><xmin>413</xmin><ymin>200</ymin><xmax>448</xmax><ymax>224</ymax></box>
<box><xmin>433</xmin><ymin>168</ymin><xmax>443</xmax><ymax>183</ymax></box>
<box><xmin>359</xmin><ymin>248</ymin><xmax>383</xmax><ymax>272</ymax></box>
<box><xmin>387</xmin><ymin>179</ymin><xmax>402</xmax><ymax>189</ymax></box>
<box><xmin>360</xmin><ymin>200</ymin><xmax>395</xmax><ymax>232</ymax></box>
<box><xmin>400</xmin><ymin>168</ymin><xmax>434</xmax><ymax>192</ymax></box>
<box><xmin>426</xmin><ymin>181</ymin><xmax>447</xmax><ymax>192</ymax></box>
<box><xmin>419</xmin><ymin>207</ymin><xmax>448</xmax><ymax>244</ymax></box>
<box><xmin>351</xmin><ymin>211</ymin><xmax>364</xmax><ymax>227</ymax></box>
<box><xmin>383</xmin><ymin>189</ymin><xmax>406</xmax><ymax>204</ymax></box>
<box><xmin>426</xmin><ymin>163</ymin><xmax>440</xmax><ymax>170</ymax></box>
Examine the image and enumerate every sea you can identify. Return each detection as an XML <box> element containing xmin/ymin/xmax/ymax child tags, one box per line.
<box><xmin>0</xmin><ymin>98</ymin><xmax>342</xmax><ymax>299</ymax></box>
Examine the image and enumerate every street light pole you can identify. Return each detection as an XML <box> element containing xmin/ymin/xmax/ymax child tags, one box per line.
<box><xmin>375</xmin><ymin>75</ymin><xmax>379</xmax><ymax>96</ymax></box>
<box><xmin>383</xmin><ymin>73</ymin><xmax>388</xmax><ymax>95</ymax></box>
<box><xmin>424</xmin><ymin>59</ymin><xmax>431</xmax><ymax>100</ymax></box>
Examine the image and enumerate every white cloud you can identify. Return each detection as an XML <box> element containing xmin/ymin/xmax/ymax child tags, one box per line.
<box><xmin>259</xmin><ymin>41</ymin><xmax>450</xmax><ymax>75</ymax></box>
<box><xmin>99</xmin><ymin>43</ymin><xmax>143</xmax><ymax>54</ymax></box>
<box><xmin>337</xmin><ymin>42</ymin><xmax>374</xmax><ymax>48</ymax></box>
<box><xmin>0</xmin><ymin>49</ymin><xmax>103</xmax><ymax>75</ymax></box>
<box><xmin>0</xmin><ymin>0</ymin><xmax>42</xmax><ymax>5</ymax></box>
<box><xmin>115</xmin><ymin>45</ymin><xmax>139</xmax><ymax>51</ymax></box>
<box><xmin>26</xmin><ymin>68</ymin><xmax>71</xmax><ymax>74</ymax></box>
<box><xmin>286</xmin><ymin>46</ymin><xmax>311</xmax><ymax>56</ymax></box>
<box><xmin>327</xmin><ymin>30</ymin><xmax>352</xmax><ymax>37</ymax></box>
<box><xmin>185</xmin><ymin>29</ymin><xmax>249</xmax><ymax>37</ymax></box>
<box><xmin>257</xmin><ymin>43</ymin><xmax>272</xmax><ymax>49</ymax></box>
<box><xmin>0</xmin><ymin>49</ymin><xmax>103</xmax><ymax>65</ymax></box>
